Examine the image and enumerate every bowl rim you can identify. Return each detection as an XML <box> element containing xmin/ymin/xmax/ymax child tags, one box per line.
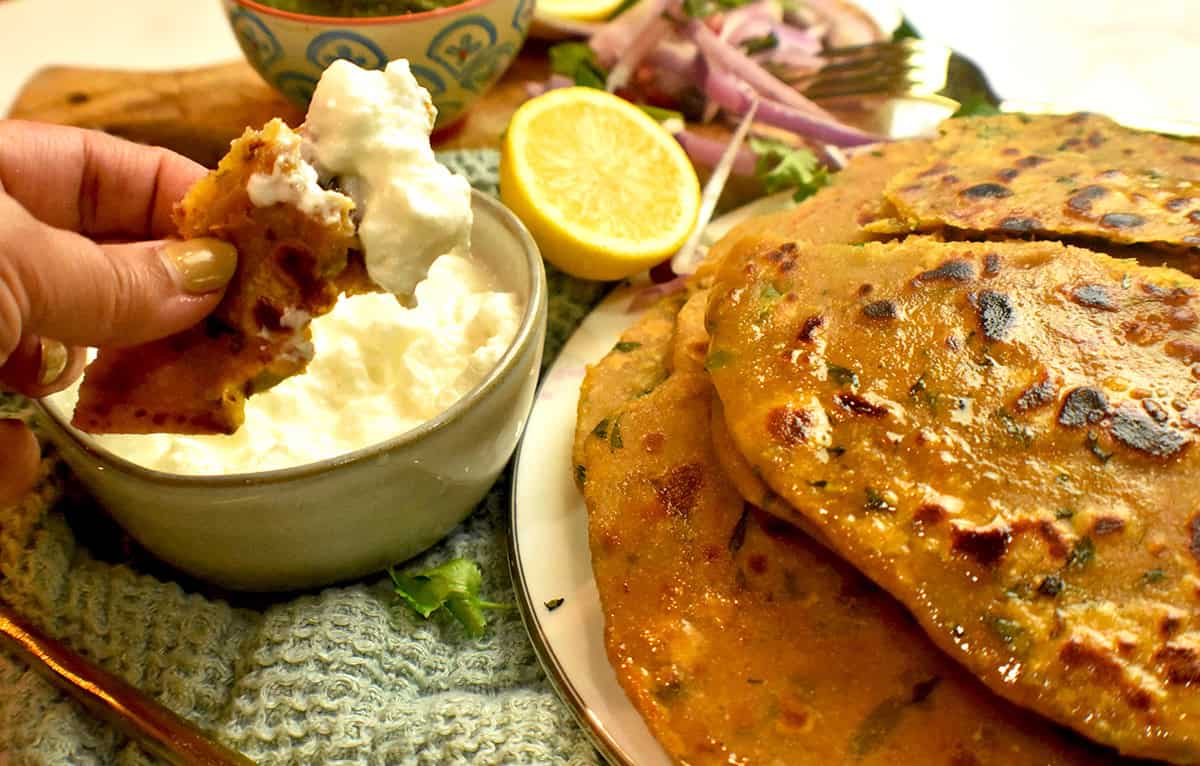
<box><xmin>35</xmin><ymin>189</ymin><xmax>548</xmax><ymax>488</ymax></box>
<box><xmin>229</xmin><ymin>0</ymin><xmax>496</xmax><ymax>25</ymax></box>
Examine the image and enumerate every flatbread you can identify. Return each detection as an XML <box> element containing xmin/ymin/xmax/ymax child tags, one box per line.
<box><xmin>695</xmin><ymin>138</ymin><xmax>931</xmax><ymax>284</ymax></box>
<box><xmin>706</xmin><ymin>235</ymin><xmax>1200</xmax><ymax>763</ymax></box>
<box><xmin>866</xmin><ymin>113</ymin><xmax>1200</xmax><ymax>257</ymax></box>
<box><xmin>573</xmin><ymin>292</ymin><xmax>687</xmax><ymax>469</ymax></box>
<box><xmin>577</xmin><ymin>291</ymin><xmax>1134</xmax><ymax>765</ymax></box>
<box><xmin>73</xmin><ymin>119</ymin><xmax>369</xmax><ymax>435</ymax></box>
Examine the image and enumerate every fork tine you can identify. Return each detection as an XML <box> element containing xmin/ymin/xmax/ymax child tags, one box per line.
<box><xmin>800</xmin><ymin>39</ymin><xmax>951</xmax><ymax>101</ymax></box>
<box><xmin>804</xmin><ymin>79</ymin><xmax>920</xmax><ymax>100</ymax></box>
<box><xmin>821</xmin><ymin>40</ymin><xmax>913</xmax><ymax>59</ymax></box>
<box><xmin>793</xmin><ymin>59</ymin><xmax>917</xmax><ymax>96</ymax></box>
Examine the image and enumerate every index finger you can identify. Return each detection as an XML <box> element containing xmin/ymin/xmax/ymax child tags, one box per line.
<box><xmin>0</xmin><ymin>120</ymin><xmax>207</xmax><ymax>240</ymax></box>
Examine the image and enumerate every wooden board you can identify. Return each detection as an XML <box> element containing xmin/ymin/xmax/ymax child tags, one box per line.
<box><xmin>6</xmin><ymin>43</ymin><xmax>552</xmax><ymax>167</ymax></box>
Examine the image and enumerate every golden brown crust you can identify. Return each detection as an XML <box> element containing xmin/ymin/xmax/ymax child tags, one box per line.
<box><xmin>706</xmin><ymin>235</ymin><xmax>1200</xmax><ymax>762</ymax></box>
<box><xmin>868</xmin><ymin>113</ymin><xmax>1200</xmax><ymax>257</ymax></box>
<box><xmin>73</xmin><ymin>120</ymin><xmax>361</xmax><ymax>435</ymax></box>
<box><xmin>578</xmin><ymin>283</ymin><xmax>1126</xmax><ymax>765</ymax></box>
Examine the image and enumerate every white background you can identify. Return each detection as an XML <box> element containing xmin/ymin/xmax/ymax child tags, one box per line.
<box><xmin>0</xmin><ymin>0</ymin><xmax>1196</xmax><ymax>124</ymax></box>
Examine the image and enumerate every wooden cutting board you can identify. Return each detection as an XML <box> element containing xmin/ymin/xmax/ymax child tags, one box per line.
<box><xmin>6</xmin><ymin>45</ymin><xmax>551</xmax><ymax>168</ymax></box>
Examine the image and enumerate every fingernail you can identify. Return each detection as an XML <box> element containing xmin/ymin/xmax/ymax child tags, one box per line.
<box><xmin>160</xmin><ymin>238</ymin><xmax>238</xmax><ymax>294</ymax></box>
<box><xmin>38</xmin><ymin>338</ymin><xmax>68</xmax><ymax>386</ymax></box>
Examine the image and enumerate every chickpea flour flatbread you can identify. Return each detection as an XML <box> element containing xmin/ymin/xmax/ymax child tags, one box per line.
<box><xmin>866</xmin><ymin>113</ymin><xmax>1200</xmax><ymax>256</ymax></box>
<box><xmin>74</xmin><ymin>119</ymin><xmax>375</xmax><ymax>435</ymax></box>
<box><xmin>577</xmin><ymin>292</ymin><xmax>1133</xmax><ymax>765</ymax></box>
<box><xmin>695</xmin><ymin>138</ymin><xmax>932</xmax><ymax>284</ymax></box>
<box><xmin>706</xmin><ymin>235</ymin><xmax>1200</xmax><ymax>763</ymax></box>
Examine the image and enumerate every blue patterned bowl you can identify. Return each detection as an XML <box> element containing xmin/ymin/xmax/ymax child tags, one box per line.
<box><xmin>223</xmin><ymin>0</ymin><xmax>534</xmax><ymax>127</ymax></box>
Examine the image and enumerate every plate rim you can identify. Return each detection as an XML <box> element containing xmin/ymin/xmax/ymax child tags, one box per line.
<box><xmin>507</xmin><ymin>439</ymin><xmax>640</xmax><ymax>766</ymax></box>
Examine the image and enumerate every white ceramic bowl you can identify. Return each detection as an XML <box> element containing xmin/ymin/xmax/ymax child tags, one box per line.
<box><xmin>222</xmin><ymin>0</ymin><xmax>534</xmax><ymax>127</ymax></box>
<box><xmin>36</xmin><ymin>191</ymin><xmax>546</xmax><ymax>592</ymax></box>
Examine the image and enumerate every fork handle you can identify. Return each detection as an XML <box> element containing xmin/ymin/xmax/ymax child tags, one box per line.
<box><xmin>0</xmin><ymin>604</ymin><xmax>256</xmax><ymax>766</ymax></box>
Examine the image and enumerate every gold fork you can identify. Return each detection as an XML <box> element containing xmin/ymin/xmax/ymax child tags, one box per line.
<box><xmin>790</xmin><ymin>38</ymin><xmax>1200</xmax><ymax>137</ymax></box>
<box><xmin>0</xmin><ymin>603</ymin><xmax>256</xmax><ymax>766</ymax></box>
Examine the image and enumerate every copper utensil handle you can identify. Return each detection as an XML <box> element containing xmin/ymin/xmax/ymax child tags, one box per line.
<box><xmin>0</xmin><ymin>603</ymin><xmax>256</xmax><ymax>766</ymax></box>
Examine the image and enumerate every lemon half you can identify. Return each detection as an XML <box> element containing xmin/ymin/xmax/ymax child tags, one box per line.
<box><xmin>500</xmin><ymin>87</ymin><xmax>701</xmax><ymax>281</ymax></box>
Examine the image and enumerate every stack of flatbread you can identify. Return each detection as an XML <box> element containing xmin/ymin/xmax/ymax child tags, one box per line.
<box><xmin>575</xmin><ymin>113</ymin><xmax>1200</xmax><ymax>764</ymax></box>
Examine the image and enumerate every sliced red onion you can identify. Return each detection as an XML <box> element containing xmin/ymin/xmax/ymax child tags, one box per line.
<box><xmin>607</xmin><ymin>16</ymin><xmax>672</xmax><ymax>91</ymax></box>
<box><xmin>704</xmin><ymin>66</ymin><xmax>881</xmax><ymax>147</ymax></box>
<box><xmin>523</xmin><ymin>81</ymin><xmax>547</xmax><ymax>100</ymax></box>
<box><xmin>590</xmin><ymin>0</ymin><xmax>663</xmax><ymax>68</ymax></box>
<box><xmin>728</xmin><ymin>18</ymin><xmax>772</xmax><ymax>45</ymax></box>
<box><xmin>627</xmin><ymin>275</ymin><xmax>688</xmax><ymax>312</ymax></box>
<box><xmin>522</xmin><ymin>74</ymin><xmax>575</xmax><ymax>102</ymax></box>
<box><xmin>719</xmin><ymin>0</ymin><xmax>779</xmax><ymax>40</ymax></box>
<box><xmin>645</xmin><ymin>39</ymin><xmax>700</xmax><ymax>77</ymax></box>
<box><xmin>770</xmin><ymin>23</ymin><xmax>823</xmax><ymax>55</ymax></box>
<box><xmin>674</xmin><ymin>130</ymin><xmax>757</xmax><ymax>176</ymax></box>
<box><xmin>688</xmin><ymin>19</ymin><xmax>834</xmax><ymax>122</ymax></box>
<box><xmin>671</xmin><ymin>99</ymin><xmax>760</xmax><ymax>276</ymax></box>
<box><xmin>822</xmin><ymin>144</ymin><xmax>848</xmax><ymax>170</ymax></box>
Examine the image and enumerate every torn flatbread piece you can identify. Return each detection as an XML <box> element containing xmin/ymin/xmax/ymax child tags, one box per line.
<box><xmin>706</xmin><ymin>235</ymin><xmax>1200</xmax><ymax>763</ymax></box>
<box><xmin>73</xmin><ymin>119</ymin><xmax>367</xmax><ymax>435</ymax></box>
<box><xmin>867</xmin><ymin>113</ymin><xmax>1200</xmax><ymax>255</ymax></box>
<box><xmin>578</xmin><ymin>291</ymin><xmax>1135</xmax><ymax>765</ymax></box>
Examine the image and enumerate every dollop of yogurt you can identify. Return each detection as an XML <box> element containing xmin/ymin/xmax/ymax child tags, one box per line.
<box><xmin>54</xmin><ymin>255</ymin><xmax>522</xmax><ymax>475</ymax></box>
<box><xmin>303</xmin><ymin>58</ymin><xmax>472</xmax><ymax>303</ymax></box>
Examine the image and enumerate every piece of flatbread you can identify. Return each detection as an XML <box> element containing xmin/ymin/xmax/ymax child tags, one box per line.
<box><xmin>706</xmin><ymin>234</ymin><xmax>1200</xmax><ymax>763</ymax></box>
<box><xmin>577</xmin><ymin>289</ymin><xmax>1131</xmax><ymax>765</ymax></box>
<box><xmin>73</xmin><ymin>119</ymin><xmax>374</xmax><ymax>435</ymax></box>
<box><xmin>866</xmin><ymin>113</ymin><xmax>1200</xmax><ymax>257</ymax></box>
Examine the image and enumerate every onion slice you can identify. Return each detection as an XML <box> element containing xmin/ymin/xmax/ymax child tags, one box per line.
<box><xmin>627</xmin><ymin>275</ymin><xmax>689</xmax><ymax>312</ymax></box>
<box><xmin>606</xmin><ymin>15</ymin><xmax>672</xmax><ymax>92</ymax></box>
<box><xmin>688</xmin><ymin>19</ymin><xmax>833</xmax><ymax>122</ymax></box>
<box><xmin>674</xmin><ymin>130</ymin><xmax>756</xmax><ymax>176</ymax></box>
<box><xmin>670</xmin><ymin>99</ymin><xmax>760</xmax><ymax>276</ymax></box>
<box><xmin>704</xmin><ymin>66</ymin><xmax>882</xmax><ymax>147</ymax></box>
<box><xmin>591</xmin><ymin>0</ymin><xmax>662</xmax><ymax>67</ymax></box>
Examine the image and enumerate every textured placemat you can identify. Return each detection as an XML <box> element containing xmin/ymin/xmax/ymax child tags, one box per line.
<box><xmin>0</xmin><ymin>149</ymin><xmax>609</xmax><ymax>765</ymax></box>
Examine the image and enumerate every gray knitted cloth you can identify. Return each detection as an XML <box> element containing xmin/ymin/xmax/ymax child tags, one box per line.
<box><xmin>0</xmin><ymin>150</ymin><xmax>607</xmax><ymax>765</ymax></box>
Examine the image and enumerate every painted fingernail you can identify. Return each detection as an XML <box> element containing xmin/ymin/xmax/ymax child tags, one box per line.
<box><xmin>38</xmin><ymin>338</ymin><xmax>68</xmax><ymax>386</ymax></box>
<box><xmin>160</xmin><ymin>238</ymin><xmax>238</xmax><ymax>294</ymax></box>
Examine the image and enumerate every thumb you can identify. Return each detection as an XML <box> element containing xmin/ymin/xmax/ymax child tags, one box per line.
<box><xmin>0</xmin><ymin>193</ymin><xmax>237</xmax><ymax>354</ymax></box>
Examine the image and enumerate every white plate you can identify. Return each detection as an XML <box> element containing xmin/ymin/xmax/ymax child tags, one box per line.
<box><xmin>507</xmin><ymin>194</ymin><xmax>792</xmax><ymax>765</ymax></box>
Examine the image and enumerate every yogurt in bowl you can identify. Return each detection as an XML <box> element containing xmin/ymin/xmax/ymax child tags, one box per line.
<box><xmin>36</xmin><ymin>59</ymin><xmax>548</xmax><ymax>591</ymax></box>
<box><xmin>53</xmin><ymin>253</ymin><xmax>523</xmax><ymax>475</ymax></box>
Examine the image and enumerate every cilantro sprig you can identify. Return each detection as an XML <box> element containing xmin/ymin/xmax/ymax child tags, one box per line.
<box><xmin>749</xmin><ymin>137</ymin><xmax>830</xmax><ymax>201</ymax></box>
<box><xmin>548</xmin><ymin>42</ymin><xmax>607</xmax><ymax>89</ymax></box>
<box><xmin>389</xmin><ymin>558</ymin><xmax>508</xmax><ymax>638</ymax></box>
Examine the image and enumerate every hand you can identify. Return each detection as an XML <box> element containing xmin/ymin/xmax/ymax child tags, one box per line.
<box><xmin>0</xmin><ymin>120</ymin><xmax>238</xmax><ymax>505</ymax></box>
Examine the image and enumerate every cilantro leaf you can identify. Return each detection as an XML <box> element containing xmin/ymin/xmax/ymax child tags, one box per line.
<box><xmin>749</xmin><ymin>137</ymin><xmax>830</xmax><ymax>201</ymax></box>
<box><xmin>953</xmin><ymin>93</ymin><xmax>1001</xmax><ymax>118</ymax></box>
<box><xmin>637</xmin><ymin>103</ymin><xmax>685</xmax><ymax>124</ymax></box>
<box><xmin>389</xmin><ymin>558</ymin><xmax>508</xmax><ymax>638</ymax></box>
<box><xmin>548</xmin><ymin>42</ymin><xmax>607</xmax><ymax>89</ymax></box>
